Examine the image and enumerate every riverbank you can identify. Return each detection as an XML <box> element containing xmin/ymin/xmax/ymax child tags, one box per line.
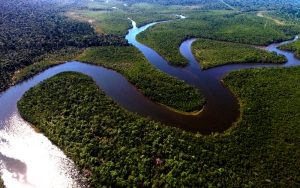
<box><xmin>18</xmin><ymin>65</ymin><xmax>300</xmax><ymax>186</ymax></box>
<box><xmin>11</xmin><ymin>48</ymin><xmax>83</xmax><ymax>85</ymax></box>
<box><xmin>65</xmin><ymin>1</ymin><xmax>183</xmax><ymax>36</ymax></box>
<box><xmin>137</xmin><ymin>11</ymin><xmax>300</xmax><ymax>66</ymax></box>
<box><xmin>77</xmin><ymin>46</ymin><xmax>204</xmax><ymax>113</ymax></box>
<box><xmin>278</xmin><ymin>36</ymin><xmax>300</xmax><ymax>58</ymax></box>
<box><xmin>3</xmin><ymin>2</ymin><xmax>300</xmax><ymax>187</ymax></box>
<box><xmin>191</xmin><ymin>38</ymin><xmax>287</xmax><ymax>69</ymax></box>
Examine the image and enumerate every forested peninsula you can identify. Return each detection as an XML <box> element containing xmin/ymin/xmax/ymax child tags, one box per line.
<box><xmin>137</xmin><ymin>11</ymin><xmax>300</xmax><ymax>66</ymax></box>
<box><xmin>77</xmin><ymin>46</ymin><xmax>203</xmax><ymax>112</ymax></box>
<box><xmin>18</xmin><ymin>68</ymin><xmax>300</xmax><ymax>187</ymax></box>
<box><xmin>2</xmin><ymin>0</ymin><xmax>300</xmax><ymax>187</ymax></box>
<box><xmin>278</xmin><ymin>37</ymin><xmax>300</xmax><ymax>58</ymax></box>
<box><xmin>0</xmin><ymin>0</ymin><xmax>204</xmax><ymax>113</ymax></box>
<box><xmin>192</xmin><ymin>39</ymin><xmax>286</xmax><ymax>69</ymax></box>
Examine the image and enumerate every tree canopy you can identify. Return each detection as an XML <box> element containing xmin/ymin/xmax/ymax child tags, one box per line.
<box><xmin>18</xmin><ymin>69</ymin><xmax>300</xmax><ymax>187</ymax></box>
<box><xmin>0</xmin><ymin>0</ymin><xmax>128</xmax><ymax>93</ymax></box>
<box><xmin>192</xmin><ymin>38</ymin><xmax>286</xmax><ymax>69</ymax></box>
<box><xmin>78</xmin><ymin>46</ymin><xmax>204</xmax><ymax>112</ymax></box>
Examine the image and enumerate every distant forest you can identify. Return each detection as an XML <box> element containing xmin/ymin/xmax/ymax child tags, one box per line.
<box><xmin>2</xmin><ymin>0</ymin><xmax>300</xmax><ymax>93</ymax></box>
<box><xmin>223</xmin><ymin>0</ymin><xmax>300</xmax><ymax>11</ymax></box>
<box><xmin>118</xmin><ymin>0</ymin><xmax>300</xmax><ymax>11</ymax></box>
<box><xmin>118</xmin><ymin>0</ymin><xmax>226</xmax><ymax>7</ymax></box>
<box><xmin>0</xmin><ymin>0</ymin><xmax>128</xmax><ymax>92</ymax></box>
<box><xmin>2</xmin><ymin>0</ymin><xmax>300</xmax><ymax>187</ymax></box>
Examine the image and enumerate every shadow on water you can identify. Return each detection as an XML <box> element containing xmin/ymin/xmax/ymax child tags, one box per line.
<box><xmin>0</xmin><ymin>152</ymin><xmax>33</xmax><ymax>186</ymax></box>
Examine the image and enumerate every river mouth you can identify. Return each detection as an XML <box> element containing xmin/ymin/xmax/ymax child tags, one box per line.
<box><xmin>0</xmin><ymin>19</ymin><xmax>299</xmax><ymax>187</ymax></box>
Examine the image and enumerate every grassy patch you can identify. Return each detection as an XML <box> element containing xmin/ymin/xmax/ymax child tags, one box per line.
<box><xmin>66</xmin><ymin>2</ymin><xmax>178</xmax><ymax>36</ymax></box>
<box><xmin>72</xmin><ymin>10</ymin><xmax>132</xmax><ymax>35</ymax></box>
<box><xmin>192</xmin><ymin>38</ymin><xmax>286</xmax><ymax>69</ymax></box>
<box><xmin>77</xmin><ymin>46</ymin><xmax>203</xmax><ymax>112</ymax></box>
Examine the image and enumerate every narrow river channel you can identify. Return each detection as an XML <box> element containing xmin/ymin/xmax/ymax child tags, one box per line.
<box><xmin>0</xmin><ymin>19</ymin><xmax>299</xmax><ymax>187</ymax></box>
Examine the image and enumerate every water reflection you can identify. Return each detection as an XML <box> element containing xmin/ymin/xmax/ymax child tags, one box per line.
<box><xmin>0</xmin><ymin>17</ymin><xmax>299</xmax><ymax>188</ymax></box>
<box><xmin>0</xmin><ymin>112</ymin><xmax>88</xmax><ymax>188</ymax></box>
<box><xmin>126</xmin><ymin>19</ymin><xmax>300</xmax><ymax>135</ymax></box>
<box><xmin>0</xmin><ymin>152</ymin><xmax>28</xmax><ymax>185</ymax></box>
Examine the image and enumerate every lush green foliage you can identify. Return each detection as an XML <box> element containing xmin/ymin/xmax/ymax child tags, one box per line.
<box><xmin>223</xmin><ymin>0</ymin><xmax>300</xmax><ymax>11</ymax></box>
<box><xmin>222</xmin><ymin>66</ymin><xmax>300</xmax><ymax>187</ymax></box>
<box><xmin>73</xmin><ymin>10</ymin><xmax>176</xmax><ymax>36</ymax></box>
<box><xmin>78</xmin><ymin>46</ymin><xmax>203</xmax><ymax>112</ymax></box>
<box><xmin>18</xmin><ymin>69</ymin><xmax>300</xmax><ymax>187</ymax></box>
<box><xmin>70</xmin><ymin>10</ymin><xmax>132</xmax><ymax>35</ymax></box>
<box><xmin>278</xmin><ymin>37</ymin><xmax>300</xmax><ymax>58</ymax></box>
<box><xmin>192</xmin><ymin>39</ymin><xmax>286</xmax><ymax>69</ymax></box>
<box><xmin>120</xmin><ymin>0</ymin><xmax>228</xmax><ymax>9</ymax></box>
<box><xmin>266</xmin><ymin>7</ymin><xmax>300</xmax><ymax>25</ymax></box>
<box><xmin>137</xmin><ymin>11</ymin><xmax>300</xmax><ymax>66</ymax></box>
<box><xmin>12</xmin><ymin>61</ymin><xmax>65</xmax><ymax>85</ymax></box>
<box><xmin>0</xmin><ymin>0</ymin><xmax>128</xmax><ymax>93</ymax></box>
<box><xmin>67</xmin><ymin>3</ymin><xmax>178</xmax><ymax>36</ymax></box>
<box><xmin>12</xmin><ymin>47</ymin><xmax>83</xmax><ymax>85</ymax></box>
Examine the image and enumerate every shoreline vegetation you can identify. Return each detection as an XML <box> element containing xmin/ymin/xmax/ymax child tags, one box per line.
<box><xmin>3</xmin><ymin>0</ymin><xmax>300</xmax><ymax>187</ymax></box>
<box><xmin>278</xmin><ymin>36</ymin><xmax>300</xmax><ymax>58</ymax></box>
<box><xmin>191</xmin><ymin>38</ymin><xmax>287</xmax><ymax>69</ymax></box>
<box><xmin>18</xmin><ymin>69</ymin><xmax>300</xmax><ymax>187</ymax></box>
<box><xmin>0</xmin><ymin>0</ymin><xmax>204</xmax><ymax>114</ymax></box>
<box><xmin>12</xmin><ymin>45</ymin><xmax>204</xmax><ymax>113</ymax></box>
<box><xmin>66</xmin><ymin>10</ymin><xmax>178</xmax><ymax>36</ymax></box>
<box><xmin>64</xmin><ymin>1</ymin><xmax>187</xmax><ymax>36</ymax></box>
<box><xmin>136</xmin><ymin>11</ymin><xmax>300</xmax><ymax>67</ymax></box>
<box><xmin>77</xmin><ymin>46</ymin><xmax>204</xmax><ymax>113</ymax></box>
<box><xmin>12</xmin><ymin>47</ymin><xmax>84</xmax><ymax>85</ymax></box>
<box><xmin>0</xmin><ymin>0</ymin><xmax>128</xmax><ymax>94</ymax></box>
<box><xmin>2</xmin><ymin>0</ymin><xmax>299</xmax><ymax>94</ymax></box>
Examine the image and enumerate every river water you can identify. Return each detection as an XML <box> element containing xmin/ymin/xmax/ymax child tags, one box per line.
<box><xmin>0</xmin><ymin>19</ymin><xmax>299</xmax><ymax>187</ymax></box>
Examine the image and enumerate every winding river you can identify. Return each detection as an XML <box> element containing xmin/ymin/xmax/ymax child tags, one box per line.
<box><xmin>0</xmin><ymin>18</ymin><xmax>299</xmax><ymax>187</ymax></box>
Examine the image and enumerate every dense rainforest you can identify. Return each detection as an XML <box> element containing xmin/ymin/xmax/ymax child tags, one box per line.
<box><xmin>0</xmin><ymin>0</ymin><xmax>128</xmax><ymax>93</ymax></box>
<box><xmin>277</xmin><ymin>37</ymin><xmax>300</xmax><ymax>58</ymax></box>
<box><xmin>68</xmin><ymin>7</ymin><xmax>177</xmax><ymax>36</ymax></box>
<box><xmin>137</xmin><ymin>10</ymin><xmax>300</xmax><ymax>66</ymax></box>
<box><xmin>222</xmin><ymin>0</ymin><xmax>300</xmax><ymax>11</ymax></box>
<box><xmin>118</xmin><ymin>0</ymin><xmax>228</xmax><ymax>9</ymax></box>
<box><xmin>0</xmin><ymin>0</ymin><xmax>205</xmax><ymax>114</ymax></box>
<box><xmin>12</xmin><ymin>50</ymin><xmax>82</xmax><ymax>85</ymax></box>
<box><xmin>77</xmin><ymin>46</ymin><xmax>203</xmax><ymax>112</ymax></box>
<box><xmin>18</xmin><ymin>69</ymin><xmax>300</xmax><ymax>187</ymax></box>
<box><xmin>266</xmin><ymin>7</ymin><xmax>300</xmax><ymax>25</ymax></box>
<box><xmin>2</xmin><ymin>0</ymin><xmax>300</xmax><ymax>187</ymax></box>
<box><xmin>192</xmin><ymin>38</ymin><xmax>286</xmax><ymax>69</ymax></box>
<box><xmin>119</xmin><ymin>0</ymin><xmax>300</xmax><ymax>11</ymax></box>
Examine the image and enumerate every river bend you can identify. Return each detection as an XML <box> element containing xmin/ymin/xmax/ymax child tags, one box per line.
<box><xmin>0</xmin><ymin>19</ymin><xmax>299</xmax><ymax>187</ymax></box>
